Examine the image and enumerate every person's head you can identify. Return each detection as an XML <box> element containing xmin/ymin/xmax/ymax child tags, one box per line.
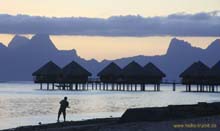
<box><xmin>64</xmin><ymin>97</ymin><xmax>67</xmax><ymax>100</ymax></box>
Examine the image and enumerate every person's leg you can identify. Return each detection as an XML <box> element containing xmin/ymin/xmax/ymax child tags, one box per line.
<box><xmin>63</xmin><ymin>111</ymin><xmax>66</xmax><ymax>122</ymax></box>
<box><xmin>57</xmin><ymin>109</ymin><xmax>61</xmax><ymax>122</ymax></box>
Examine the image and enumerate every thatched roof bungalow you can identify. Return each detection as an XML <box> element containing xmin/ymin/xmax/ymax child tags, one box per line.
<box><xmin>120</xmin><ymin>61</ymin><xmax>147</xmax><ymax>83</ymax></box>
<box><xmin>143</xmin><ymin>62</ymin><xmax>166</xmax><ymax>84</ymax></box>
<box><xmin>97</xmin><ymin>62</ymin><xmax>122</xmax><ymax>83</ymax></box>
<box><xmin>62</xmin><ymin>61</ymin><xmax>91</xmax><ymax>83</ymax></box>
<box><xmin>206</xmin><ymin>61</ymin><xmax>220</xmax><ymax>84</ymax></box>
<box><xmin>32</xmin><ymin>61</ymin><xmax>62</xmax><ymax>83</ymax></box>
<box><xmin>179</xmin><ymin>61</ymin><xmax>210</xmax><ymax>84</ymax></box>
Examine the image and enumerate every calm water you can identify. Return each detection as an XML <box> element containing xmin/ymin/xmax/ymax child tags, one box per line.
<box><xmin>0</xmin><ymin>82</ymin><xmax>220</xmax><ymax>130</ymax></box>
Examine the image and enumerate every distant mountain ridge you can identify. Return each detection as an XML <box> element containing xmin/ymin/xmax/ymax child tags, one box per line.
<box><xmin>0</xmin><ymin>34</ymin><xmax>219</xmax><ymax>81</ymax></box>
<box><xmin>8</xmin><ymin>35</ymin><xmax>30</xmax><ymax>49</ymax></box>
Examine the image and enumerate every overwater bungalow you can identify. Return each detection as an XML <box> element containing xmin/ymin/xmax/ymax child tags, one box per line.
<box><xmin>97</xmin><ymin>62</ymin><xmax>122</xmax><ymax>91</ymax></box>
<box><xmin>32</xmin><ymin>61</ymin><xmax>62</xmax><ymax>83</ymax></box>
<box><xmin>179</xmin><ymin>61</ymin><xmax>210</xmax><ymax>92</ymax></box>
<box><xmin>143</xmin><ymin>62</ymin><xmax>166</xmax><ymax>84</ymax></box>
<box><xmin>97</xmin><ymin>62</ymin><xmax>122</xmax><ymax>83</ymax></box>
<box><xmin>120</xmin><ymin>61</ymin><xmax>146</xmax><ymax>83</ymax></box>
<box><xmin>61</xmin><ymin>61</ymin><xmax>92</xmax><ymax>90</ymax></box>
<box><xmin>143</xmin><ymin>62</ymin><xmax>166</xmax><ymax>91</ymax></box>
<box><xmin>119</xmin><ymin>61</ymin><xmax>148</xmax><ymax>91</ymax></box>
<box><xmin>62</xmin><ymin>61</ymin><xmax>91</xmax><ymax>83</ymax></box>
<box><xmin>32</xmin><ymin>61</ymin><xmax>62</xmax><ymax>89</ymax></box>
<box><xmin>207</xmin><ymin>61</ymin><xmax>220</xmax><ymax>85</ymax></box>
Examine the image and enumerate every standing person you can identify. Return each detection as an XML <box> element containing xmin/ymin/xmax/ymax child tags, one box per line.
<box><xmin>57</xmin><ymin>96</ymin><xmax>69</xmax><ymax>122</ymax></box>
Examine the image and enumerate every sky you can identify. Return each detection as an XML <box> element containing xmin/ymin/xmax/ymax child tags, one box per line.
<box><xmin>1</xmin><ymin>0</ymin><xmax>220</xmax><ymax>18</ymax></box>
<box><xmin>0</xmin><ymin>0</ymin><xmax>220</xmax><ymax>60</ymax></box>
<box><xmin>0</xmin><ymin>34</ymin><xmax>219</xmax><ymax>61</ymax></box>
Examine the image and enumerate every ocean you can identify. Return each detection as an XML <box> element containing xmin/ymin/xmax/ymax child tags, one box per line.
<box><xmin>0</xmin><ymin>82</ymin><xmax>220</xmax><ymax>130</ymax></box>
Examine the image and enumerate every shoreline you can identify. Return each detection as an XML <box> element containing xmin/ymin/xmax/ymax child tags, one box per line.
<box><xmin>3</xmin><ymin>115</ymin><xmax>220</xmax><ymax>131</ymax></box>
<box><xmin>3</xmin><ymin>102</ymin><xmax>220</xmax><ymax>131</ymax></box>
<box><xmin>2</xmin><ymin>117</ymin><xmax>119</xmax><ymax>131</ymax></box>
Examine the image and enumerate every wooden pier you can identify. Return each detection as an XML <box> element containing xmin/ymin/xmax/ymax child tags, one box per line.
<box><xmin>37</xmin><ymin>79</ymin><xmax>164</xmax><ymax>92</ymax></box>
<box><xmin>35</xmin><ymin>80</ymin><xmax>220</xmax><ymax>93</ymax></box>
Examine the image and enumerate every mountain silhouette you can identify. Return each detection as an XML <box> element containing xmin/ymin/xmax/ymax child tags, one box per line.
<box><xmin>0</xmin><ymin>42</ymin><xmax>7</xmax><ymax>60</ymax></box>
<box><xmin>8</xmin><ymin>35</ymin><xmax>30</xmax><ymax>49</ymax></box>
<box><xmin>206</xmin><ymin>39</ymin><xmax>220</xmax><ymax>51</ymax></box>
<box><xmin>166</xmin><ymin>38</ymin><xmax>203</xmax><ymax>56</ymax></box>
<box><xmin>0</xmin><ymin>34</ymin><xmax>219</xmax><ymax>81</ymax></box>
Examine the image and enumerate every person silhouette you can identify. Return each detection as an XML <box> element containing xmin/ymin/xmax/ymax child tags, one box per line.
<box><xmin>57</xmin><ymin>96</ymin><xmax>69</xmax><ymax>122</ymax></box>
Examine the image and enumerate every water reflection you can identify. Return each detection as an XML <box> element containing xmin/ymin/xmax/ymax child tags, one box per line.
<box><xmin>0</xmin><ymin>83</ymin><xmax>220</xmax><ymax>129</ymax></box>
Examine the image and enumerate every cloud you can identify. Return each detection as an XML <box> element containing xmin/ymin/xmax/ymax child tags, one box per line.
<box><xmin>0</xmin><ymin>11</ymin><xmax>220</xmax><ymax>36</ymax></box>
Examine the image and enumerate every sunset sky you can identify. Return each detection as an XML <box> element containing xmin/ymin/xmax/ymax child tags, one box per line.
<box><xmin>0</xmin><ymin>0</ymin><xmax>220</xmax><ymax>60</ymax></box>
<box><xmin>1</xmin><ymin>0</ymin><xmax>220</xmax><ymax>18</ymax></box>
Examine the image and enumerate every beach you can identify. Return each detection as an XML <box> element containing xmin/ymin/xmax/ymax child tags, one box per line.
<box><xmin>3</xmin><ymin>114</ymin><xmax>220</xmax><ymax>131</ymax></box>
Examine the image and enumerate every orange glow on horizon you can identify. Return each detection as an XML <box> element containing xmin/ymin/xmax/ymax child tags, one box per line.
<box><xmin>0</xmin><ymin>0</ymin><xmax>220</xmax><ymax>18</ymax></box>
